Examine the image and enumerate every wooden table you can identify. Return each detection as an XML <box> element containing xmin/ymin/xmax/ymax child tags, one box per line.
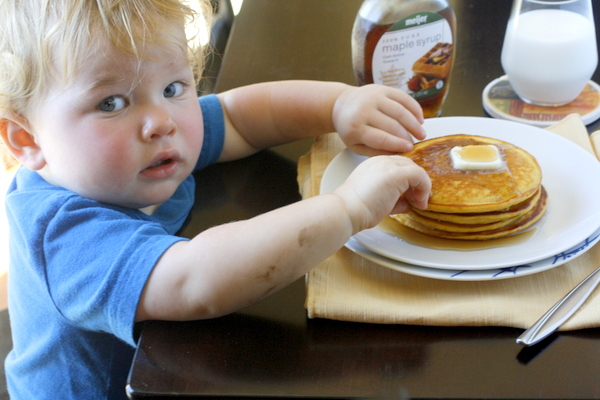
<box><xmin>127</xmin><ymin>1</ymin><xmax>600</xmax><ymax>398</ymax></box>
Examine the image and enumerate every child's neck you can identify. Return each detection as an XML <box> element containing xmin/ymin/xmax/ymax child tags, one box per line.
<box><xmin>140</xmin><ymin>204</ymin><xmax>161</xmax><ymax>215</ymax></box>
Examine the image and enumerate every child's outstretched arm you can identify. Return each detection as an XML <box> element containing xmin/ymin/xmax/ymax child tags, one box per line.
<box><xmin>137</xmin><ymin>155</ymin><xmax>430</xmax><ymax>322</ymax></box>
<box><xmin>135</xmin><ymin>80</ymin><xmax>431</xmax><ymax>322</ymax></box>
<box><xmin>216</xmin><ymin>81</ymin><xmax>426</xmax><ymax>161</ymax></box>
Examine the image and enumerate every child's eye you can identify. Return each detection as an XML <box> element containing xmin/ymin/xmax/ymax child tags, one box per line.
<box><xmin>164</xmin><ymin>82</ymin><xmax>184</xmax><ymax>98</ymax></box>
<box><xmin>97</xmin><ymin>96</ymin><xmax>127</xmax><ymax>112</ymax></box>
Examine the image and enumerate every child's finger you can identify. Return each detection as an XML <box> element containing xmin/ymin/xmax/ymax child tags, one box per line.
<box><xmin>380</xmin><ymin>108</ymin><xmax>426</xmax><ymax>142</ymax></box>
<box><xmin>345</xmin><ymin>128</ymin><xmax>412</xmax><ymax>156</ymax></box>
<box><xmin>382</xmin><ymin>87</ymin><xmax>425</xmax><ymax>124</ymax></box>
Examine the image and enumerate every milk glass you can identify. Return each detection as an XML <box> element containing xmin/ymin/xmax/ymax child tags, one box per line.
<box><xmin>501</xmin><ymin>0</ymin><xmax>598</xmax><ymax>106</ymax></box>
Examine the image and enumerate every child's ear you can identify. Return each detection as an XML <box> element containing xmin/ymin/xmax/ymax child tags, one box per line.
<box><xmin>0</xmin><ymin>116</ymin><xmax>46</xmax><ymax>171</ymax></box>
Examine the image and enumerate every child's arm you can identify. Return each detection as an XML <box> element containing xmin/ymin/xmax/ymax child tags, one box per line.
<box><xmin>216</xmin><ymin>81</ymin><xmax>426</xmax><ymax>161</ymax></box>
<box><xmin>136</xmin><ymin>154</ymin><xmax>431</xmax><ymax>322</ymax></box>
<box><xmin>135</xmin><ymin>81</ymin><xmax>430</xmax><ymax>322</ymax></box>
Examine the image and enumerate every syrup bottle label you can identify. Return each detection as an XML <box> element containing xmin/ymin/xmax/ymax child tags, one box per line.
<box><xmin>372</xmin><ymin>11</ymin><xmax>453</xmax><ymax>101</ymax></box>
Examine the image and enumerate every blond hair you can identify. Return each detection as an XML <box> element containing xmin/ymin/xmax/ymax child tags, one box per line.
<box><xmin>0</xmin><ymin>0</ymin><xmax>212</xmax><ymax>119</ymax></box>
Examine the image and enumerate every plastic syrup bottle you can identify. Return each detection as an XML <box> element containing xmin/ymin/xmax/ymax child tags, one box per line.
<box><xmin>352</xmin><ymin>0</ymin><xmax>456</xmax><ymax>118</ymax></box>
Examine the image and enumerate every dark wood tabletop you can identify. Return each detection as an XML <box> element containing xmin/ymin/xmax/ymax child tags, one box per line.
<box><xmin>127</xmin><ymin>1</ymin><xmax>600</xmax><ymax>398</ymax></box>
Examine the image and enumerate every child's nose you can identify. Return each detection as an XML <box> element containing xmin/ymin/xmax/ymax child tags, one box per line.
<box><xmin>141</xmin><ymin>105</ymin><xmax>176</xmax><ymax>141</ymax></box>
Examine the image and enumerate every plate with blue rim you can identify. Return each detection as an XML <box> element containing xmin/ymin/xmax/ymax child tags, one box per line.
<box><xmin>345</xmin><ymin>224</ymin><xmax>600</xmax><ymax>281</ymax></box>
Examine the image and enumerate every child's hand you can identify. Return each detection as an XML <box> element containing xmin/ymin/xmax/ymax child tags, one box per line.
<box><xmin>332</xmin><ymin>84</ymin><xmax>426</xmax><ymax>157</ymax></box>
<box><xmin>333</xmin><ymin>155</ymin><xmax>431</xmax><ymax>234</ymax></box>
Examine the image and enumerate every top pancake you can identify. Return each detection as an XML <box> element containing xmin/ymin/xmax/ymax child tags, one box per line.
<box><xmin>400</xmin><ymin>134</ymin><xmax>542</xmax><ymax>213</ymax></box>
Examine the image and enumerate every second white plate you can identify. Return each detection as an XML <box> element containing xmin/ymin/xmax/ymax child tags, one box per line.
<box><xmin>346</xmin><ymin>224</ymin><xmax>600</xmax><ymax>281</ymax></box>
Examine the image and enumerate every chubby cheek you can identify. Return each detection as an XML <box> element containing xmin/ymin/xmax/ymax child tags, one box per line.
<box><xmin>80</xmin><ymin>134</ymin><xmax>140</xmax><ymax>191</ymax></box>
<box><xmin>176</xmin><ymin>104</ymin><xmax>205</xmax><ymax>167</ymax></box>
<box><xmin>103</xmin><ymin>143</ymin><xmax>139</xmax><ymax>180</ymax></box>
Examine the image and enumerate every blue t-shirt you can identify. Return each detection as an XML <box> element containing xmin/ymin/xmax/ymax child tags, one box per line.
<box><xmin>4</xmin><ymin>95</ymin><xmax>225</xmax><ymax>399</ymax></box>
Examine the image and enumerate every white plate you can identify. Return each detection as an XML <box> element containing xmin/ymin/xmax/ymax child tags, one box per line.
<box><xmin>346</xmin><ymin>223</ymin><xmax>600</xmax><ymax>281</ymax></box>
<box><xmin>321</xmin><ymin>117</ymin><xmax>600</xmax><ymax>270</ymax></box>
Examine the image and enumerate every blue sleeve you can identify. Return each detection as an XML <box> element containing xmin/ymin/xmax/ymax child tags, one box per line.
<box><xmin>196</xmin><ymin>94</ymin><xmax>225</xmax><ymax>170</ymax></box>
<box><xmin>42</xmin><ymin>201</ymin><xmax>184</xmax><ymax>345</ymax></box>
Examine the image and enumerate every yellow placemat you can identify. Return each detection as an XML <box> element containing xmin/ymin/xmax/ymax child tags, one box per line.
<box><xmin>299</xmin><ymin>114</ymin><xmax>600</xmax><ymax>330</ymax></box>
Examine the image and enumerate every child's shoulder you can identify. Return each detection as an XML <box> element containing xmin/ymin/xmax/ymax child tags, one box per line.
<box><xmin>8</xmin><ymin>167</ymin><xmax>88</xmax><ymax>209</ymax></box>
<box><xmin>6</xmin><ymin>168</ymin><xmax>129</xmax><ymax>230</ymax></box>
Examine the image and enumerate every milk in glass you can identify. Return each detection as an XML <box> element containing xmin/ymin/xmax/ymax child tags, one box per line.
<box><xmin>501</xmin><ymin>9</ymin><xmax>597</xmax><ymax>106</ymax></box>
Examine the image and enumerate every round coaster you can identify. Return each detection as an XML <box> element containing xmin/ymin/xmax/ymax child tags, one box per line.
<box><xmin>482</xmin><ymin>75</ymin><xmax>600</xmax><ymax>127</ymax></box>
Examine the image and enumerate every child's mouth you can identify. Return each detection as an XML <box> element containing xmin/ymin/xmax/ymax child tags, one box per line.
<box><xmin>141</xmin><ymin>151</ymin><xmax>181</xmax><ymax>179</ymax></box>
<box><xmin>147</xmin><ymin>159</ymin><xmax>173</xmax><ymax>169</ymax></box>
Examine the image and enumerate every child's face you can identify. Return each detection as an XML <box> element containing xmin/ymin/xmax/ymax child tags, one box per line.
<box><xmin>26</xmin><ymin>32</ymin><xmax>204</xmax><ymax>209</ymax></box>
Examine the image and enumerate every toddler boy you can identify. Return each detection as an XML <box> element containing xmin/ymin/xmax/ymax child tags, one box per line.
<box><xmin>0</xmin><ymin>0</ymin><xmax>431</xmax><ymax>398</ymax></box>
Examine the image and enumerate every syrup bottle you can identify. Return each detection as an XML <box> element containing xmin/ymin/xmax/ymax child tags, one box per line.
<box><xmin>352</xmin><ymin>0</ymin><xmax>456</xmax><ymax>118</ymax></box>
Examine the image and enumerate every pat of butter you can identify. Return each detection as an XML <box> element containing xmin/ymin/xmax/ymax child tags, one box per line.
<box><xmin>450</xmin><ymin>145</ymin><xmax>503</xmax><ymax>170</ymax></box>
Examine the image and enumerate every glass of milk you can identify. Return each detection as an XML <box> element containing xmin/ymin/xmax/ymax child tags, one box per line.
<box><xmin>501</xmin><ymin>0</ymin><xmax>598</xmax><ymax>106</ymax></box>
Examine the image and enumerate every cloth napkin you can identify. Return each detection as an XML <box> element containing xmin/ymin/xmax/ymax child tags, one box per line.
<box><xmin>299</xmin><ymin>114</ymin><xmax>600</xmax><ymax>330</ymax></box>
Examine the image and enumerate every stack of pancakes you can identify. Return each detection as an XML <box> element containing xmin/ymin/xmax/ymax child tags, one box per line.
<box><xmin>392</xmin><ymin>134</ymin><xmax>547</xmax><ymax>240</ymax></box>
